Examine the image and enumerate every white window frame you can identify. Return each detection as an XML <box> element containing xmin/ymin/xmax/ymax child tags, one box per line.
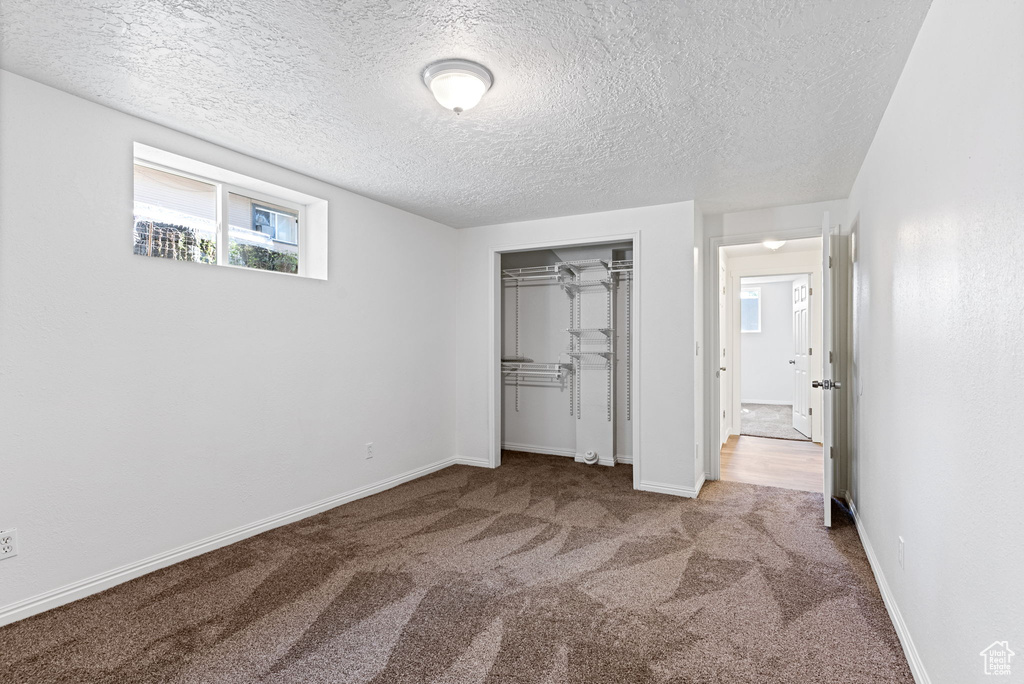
<box><xmin>133</xmin><ymin>143</ymin><xmax>326</xmax><ymax>279</ymax></box>
<box><xmin>250</xmin><ymin>201</ymin><xmax>299</xmax><ymax>245</ymax></box>
<box><xmin>740</xmin><ymin>286</ymin><xmax>761</xmax><ymax>333</ymax></box>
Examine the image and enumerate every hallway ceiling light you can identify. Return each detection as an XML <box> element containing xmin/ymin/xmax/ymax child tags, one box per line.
<box><xmin>763</xmin><ymin>240</ymin><xmax>786</xmax><ymax>251</ymax></box>
<box><xmin>422</xmin><ymin>59</ymin><xmax>492</xmax><ymax>114</ymax></box>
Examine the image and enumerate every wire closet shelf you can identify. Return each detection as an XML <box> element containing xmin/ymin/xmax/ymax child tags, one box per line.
<box><xmin>502</xmin><ymin>257</ymin><xmax>633</xmax><ymax>419</ymax></box>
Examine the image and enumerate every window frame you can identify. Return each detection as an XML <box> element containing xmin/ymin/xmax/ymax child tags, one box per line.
<box><xmin>251</xmin><ymin>201</ymin><xmax>299</xmax><ymax>246</ymax></box>
<box><xmin>133</xmin><ymin>156</ymin><xmax>309</xmax><ymax>278</ymax></box>
<box><xmin>739</xmin><ymin>286</ymin><xmax>762</xmax><ymax>334</ymax></box>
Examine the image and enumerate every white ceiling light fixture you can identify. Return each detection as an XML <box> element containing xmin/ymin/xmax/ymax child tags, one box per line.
<box><xmin>763</xmin><ymin>240</ymin><xmax>786</xmax><ymax>251</ymax></box>
<box><xmin>423</xmin><ymin>59</ymin><xmax>492</xmax><ymax>114</ymax></box>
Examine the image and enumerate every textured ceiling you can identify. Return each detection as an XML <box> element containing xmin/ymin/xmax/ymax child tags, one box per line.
<box><xmin>723</xmin><ymin>236</ymin><xmax>821</xmax><ymax>258</ymax></box>
<box><xmin>0</xmin><ymin>1</ymin><xmax>931</xmax><ymax>228</ymax></box>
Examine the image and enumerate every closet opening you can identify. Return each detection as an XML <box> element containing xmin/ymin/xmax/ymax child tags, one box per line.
<box><xmin>497</xmin><ymin>240</ymin><xmax>635</xmax><ymax>484</ymax></box>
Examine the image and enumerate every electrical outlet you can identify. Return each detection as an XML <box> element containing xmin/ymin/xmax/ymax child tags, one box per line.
<box><xmin>898</xmin><ymin>536</ymin><xmax>905</xmax><ymax>569</ymax></box>
<box><xmin>365</xmin><ymin>442</ymin><xmax>374</xmax><ymax>459</ymax></box>
<box><xmin>0</xmin><ymin>529</ymin><xmax>18</xmax><ymax>560</ymax></box>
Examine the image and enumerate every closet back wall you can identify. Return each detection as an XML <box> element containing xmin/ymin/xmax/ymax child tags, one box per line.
<box><xmin>501</xmin><ymin>250</ymin><xmax>576</xmax><ymax>455</ymax></box>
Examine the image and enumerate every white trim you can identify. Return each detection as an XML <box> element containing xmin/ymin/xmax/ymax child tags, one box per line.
<box><xmin>501</xmin><ymin>442</ymin><xmax>576</xmax><ymax>458</ymax></box>
<box><xmin>452</xmin><ymin>456</ymin><xmax>492</xmax><ymax>468</ymax></box>
<box><xmin>0</xmin><ymin>456</ymin><xmax>468</xmax><ymax>628</ymax></box>
<box><xmin>638</xmin><ymin>474</ymin><xmax>705</xmax><ymax>499</ymax></box>
<box><xmin>578</xmin><ymin>453</ymin><xmax>617</xmax><ymax>467</ymax></box>
<box><xmin>487</xmin><ymin>232</ymin><xmax>641</xmax><ymax>490</ymax></box>
<box><xmin>742</xmin><ymin>399</ymin><xmax>793</xmax><ymax>406</ymax></box>
<box><xmin>500</xmin><ymin>444</ymin><xmax>620</xmax><ymax>467</ymax></box>
<box><xmin>845</xmin><ymin>492</ymin><xmax>931</xmax><ymax>684</ymax></box>
<box><xmin>615</xmin><ymin>454</ymin><xmax>633</xmax><ymax>464</ymax></box>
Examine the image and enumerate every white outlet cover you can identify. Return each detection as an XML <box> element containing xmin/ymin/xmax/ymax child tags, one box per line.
<box><xmin>0</xmin><ymin>528</ymin><xmax>18</xmax><ymax>560</ymax></box>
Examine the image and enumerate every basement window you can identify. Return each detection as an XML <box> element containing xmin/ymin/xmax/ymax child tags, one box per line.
<box><xmin>740</xmin><ymin>287</ymin><xmax>761</xmax><ymax>333</ymax></box>
<box><xmin>132</xmin><ymin>143</ymin><xmax>328</xmax><ymax>279</ymax></box>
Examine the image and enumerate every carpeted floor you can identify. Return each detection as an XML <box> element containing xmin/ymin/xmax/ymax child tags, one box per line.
<box><xmin>741</xmin><ymin>403</ymin><xmax>812</xmax><ymax>441</ymax></box>
<box><xmin>0</xmin><ymin>452</ymin><xmax>911</xmax><ymax>683</ymax></box>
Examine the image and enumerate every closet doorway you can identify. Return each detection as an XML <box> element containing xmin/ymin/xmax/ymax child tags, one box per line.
<box><xmin>488</xmin><ymin>235</ymin><xmax>639</xmax><ymax>488</ymax></box>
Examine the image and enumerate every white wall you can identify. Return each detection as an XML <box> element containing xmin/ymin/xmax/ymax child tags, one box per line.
<box><xmin>0</xmin><ymin>71</ymin><xmax>458</xmax><ymax>620</ymax></box>
<box><xmin>843</xmin><ymin>1</ymin><xmax>1024</xmax><ymax>681</ymax></box>
<box><xmin>740</xmin><ymin>279</ymin><xmax>795</xmax><ymax>405</ymax></box>
<box><xmin>704</xmin><ymin>198</ymin><xmax>848</xmax><ymax>241</ymax></box>
<box><xmin>456</xmin><ymin>202</ymin><xmax>701</xmax><ymax>495</ymax></box>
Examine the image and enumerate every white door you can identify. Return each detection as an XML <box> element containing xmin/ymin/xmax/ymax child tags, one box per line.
<box><xmin>791</xmin><ymin>275</ymin><xmax>811</xmax><ymax>438</ymax></box>
<box><xmin>820</xmin><ymin>211</ymin><xmax>836</xmax><ymax>527</ymax></box>
<box><xmin>719</xmin><ymin>256</ymin><xmax>729</xmax><ymax>445</ymax></box>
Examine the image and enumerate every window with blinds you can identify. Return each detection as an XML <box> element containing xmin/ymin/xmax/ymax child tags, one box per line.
<box><xmin>133</xmin><ymin>165</ymin><xmax>218</xmax><ymax>264</ymax></box>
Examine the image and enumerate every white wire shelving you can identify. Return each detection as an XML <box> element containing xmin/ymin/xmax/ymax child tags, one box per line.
<box><xmin>501</xmin><ymin>362</ymin><xmax>572</xmax><ymax>379</ymax></box>
<box><xmin>502</xmin><ymin>257</ymin><xmax>633</xmax><ymax>418</ymax></box>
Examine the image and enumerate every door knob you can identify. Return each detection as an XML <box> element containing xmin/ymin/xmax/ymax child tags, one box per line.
<box><xmin>812</xmin><ymin>380</ymin><xmax>843</xmax><ymax>390</ymax></box>
<box><xmin>720</xmin><ymin>367</ymin><xmax>727</xmax><ymax>372</ymax></box>
<box><xmin>788</xmin><ymin>359</ymin><xmax>796</xmax><ymax>364</ymax></box>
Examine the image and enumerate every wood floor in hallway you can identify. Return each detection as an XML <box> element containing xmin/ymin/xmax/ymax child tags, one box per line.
<box><xmin>720</xmin><ymin>435</ymin><xmax>823</xmax><ymax>492</ymax></box>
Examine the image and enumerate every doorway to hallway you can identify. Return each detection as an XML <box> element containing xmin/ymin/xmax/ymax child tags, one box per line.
<box><xmin>717</xmin><ymin>237</ymin><xmax>824</xmax><ymax>492</ymax></box>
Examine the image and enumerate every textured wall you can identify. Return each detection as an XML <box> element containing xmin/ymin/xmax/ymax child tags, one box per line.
<box><xmin>0</xmin><ymin>0</ymin><xmax>929</xmax><ymax>227</ymax></box>
<box><xmin>0</xmin><ymin>72</ymin><xmax>457</xmax><ymax>615</ymax></box>
<box><xmin>845</xmin><ymin>0</ymin><xmax>1024</xmax><ymax>680</ymax></box>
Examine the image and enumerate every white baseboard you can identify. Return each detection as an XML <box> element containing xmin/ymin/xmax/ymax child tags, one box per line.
<box><xmin>0</xmin><ymin>455</ymin><xmax>467</xmax><ymax>628</ymax></box>
<box><xmin>615</xmin><ymin>454</ymin><xmax>633</xmax><ymax>464</ymax></box>
<box><xmin>452</xmin><ymin>456</ymin><xmax>492</xmax><ymax>468</ymax></box>
<box><xmin>501</xmin><ymin>442</ymin><xmax>576</xmax><ymax>458</ymax></box>
<box><xmin>742</xmin><ymin>399</ymin><xmax>792</xmax><ymax>406</ymax></box>
<box><xmin>845</xmin><ymin>492</ymin><xmax>930</xmax><ymax>684</ymax></box>
<box><xmin>638</xmin><ymin>475</ymin><xmax>705</xmax><ymax>499</ymax></box>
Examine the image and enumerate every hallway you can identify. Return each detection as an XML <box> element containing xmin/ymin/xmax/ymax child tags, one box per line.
<box><xmin>720</xmin><ymin>435</ymin><xmax>823</xmax><ymax>492</ymax></box>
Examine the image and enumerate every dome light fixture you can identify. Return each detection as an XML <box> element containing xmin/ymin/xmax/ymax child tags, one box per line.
<box><xmin>763</xmin><ymin>240</ymin><xmax>787</xmax><ymax>251</ymax></box>
<box><xmin>422</xmin><ymin>59</ymin><xmax>492</xmax><ymax>114</ymax></box>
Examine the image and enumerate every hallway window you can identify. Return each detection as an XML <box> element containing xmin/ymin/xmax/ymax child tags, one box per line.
<box><xmin>741</xmin><ymin>287</ymin><xmax>761</xmax><ymax>333</ymax></box>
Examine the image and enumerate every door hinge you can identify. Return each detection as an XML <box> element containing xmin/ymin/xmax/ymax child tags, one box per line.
<box><xmin>809</xmin><ymin>407</ymin><xmax>812</xmax><ymax>416</ymax></box>
<box><xmin>830</xmin><ymin>446</ymin><xmax>834</xmax><ymax>458</ymax></box>
<box><xmin>829</xmin><ymin>256</ymin><xmax>833</xmax><ymax>268</ymax></box>
<box><xmin>809</xmin><ymin>287</ymin><xmax>813</xmax><ymax>295</ymax></box>
<box><xmin>809</xmin><ymin>347</ymin><xmax>813</xmax><ymax>355</ymax></box>
<box><xmin>829</xmin><ymin>351</ymin><xmax>833</xmax><ymax>363</ymax></box>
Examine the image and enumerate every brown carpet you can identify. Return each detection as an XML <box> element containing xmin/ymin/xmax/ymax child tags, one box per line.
<box><xmin>0</xmin><ymin>452</ymin><xmax>912</xmax><ymax>683</ymax></box>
